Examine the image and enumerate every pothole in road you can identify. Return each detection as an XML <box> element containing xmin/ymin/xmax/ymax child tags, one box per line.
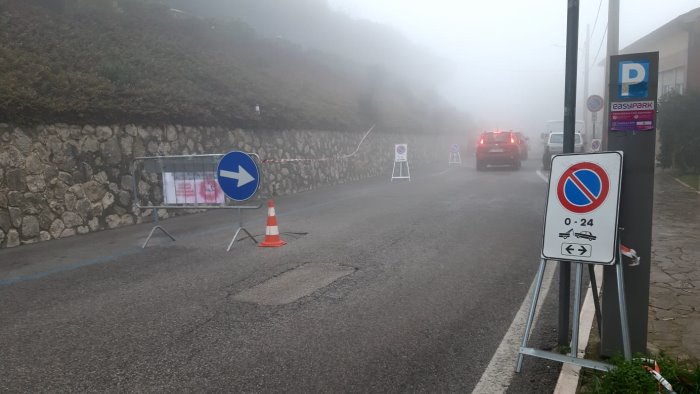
<box><xmin>232</xmin><ymin>262</ymin><xmax>356</xmax><ymax>305</ymax></box>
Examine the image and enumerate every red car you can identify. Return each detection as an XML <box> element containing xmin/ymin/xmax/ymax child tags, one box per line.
<box><xmin>476</xmin><ymin>131</ymin><xmax>521</xmax><ymax>171</ymax></box>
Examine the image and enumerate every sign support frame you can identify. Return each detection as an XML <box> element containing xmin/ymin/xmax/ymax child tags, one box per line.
<box><xmin>226</xmin><ymin>205</ymin><xmax>262</xmax><ymax>251</ymax></box>
<box><xmin>515</xmin><ymin>237</ymin><xmax>632</xmax><ymax>373</ymax></box>
<box><xmin>448</xmin><ymin>144</ymin><xmax>462</xmax><ymax>166</ymax></box>
<box><xmin>142</xmin><ymin>208</ymin><xmax>176</xmax><ymax>248</ymax></box>
<box><xmin>217</xmin><ymin>151</ymin><xmax>264</xmax><ymax>252</ymax></box>
<box><xmin>391</xmin><ymin>144</ymin><xmax>411</xmax><ymax>182</ymax></box>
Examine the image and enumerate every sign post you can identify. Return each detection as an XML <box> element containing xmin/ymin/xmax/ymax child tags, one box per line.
<box><xmin>391</xmin><ymin>144</ymin><xmax>411</xmax><ymax>181</ymax></box>
<box><xmin>601</xmin><ymin>52</ymin><xmax>659</xmax><ymax>356</ymax></box>
<box><xmin>558</xmin><ymin>0</ymin><xmax>580</xmax><ymax>348</ymax></box>
<box><xmin>516</xmin><ymin>152</ymin><xmax>631</xmax><ymax>373</ymax></box>
<box><xmin>586</xmin><ymin>94</ymin><xmax>604</xmax><ymax>140</ymax></box>
<box><xmin>217</xmin><ymin>151</ymin><xmax>263</xmax><ymax>251</ymax></box>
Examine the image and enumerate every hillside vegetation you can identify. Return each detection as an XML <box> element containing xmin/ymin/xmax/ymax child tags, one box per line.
<box><xmin>0</xmin><ymin>0</ymin><xmax>470</xmax><ymax>133</ymax></box>
<box><xmin>166</xmin><ymin>0</ymin><xmax>451</xmax><ymax>89</ymax></box>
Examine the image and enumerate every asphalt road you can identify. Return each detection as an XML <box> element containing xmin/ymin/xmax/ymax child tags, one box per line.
<box><xmin>0</xmin><ymin>157</ymin><xmax>564</xmax><ymax>392</ymax></box>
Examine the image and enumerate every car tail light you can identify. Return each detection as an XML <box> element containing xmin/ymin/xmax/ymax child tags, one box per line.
<box><xmin>510</xmin><ymin>136</ymin><xmax>516</xmax><ymax>144</ymax></box>
<box><xmin>479</xmin><ymin>137</ymin><xmax>484</xmax><ymax>145</ymax></box>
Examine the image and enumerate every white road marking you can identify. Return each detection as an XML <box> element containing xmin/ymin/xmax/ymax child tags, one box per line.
<box><xmin>434</xmin><ymin>168</ymin><xmax>452</xmax><ymax>176</ymax></box>
<box><xmin>536</xmin><ymin>170</ymin><xmax>549</xmax><ymax>183</ymax></box>
<box><xmin>673</xmin><ymin>176</ymin><xmax>700</xmax><ymax>195</ymax></box>
<box><xmin>471</xmin><ymin>264</ymin><xmax>557</xmax><ymax>394</ymax></box>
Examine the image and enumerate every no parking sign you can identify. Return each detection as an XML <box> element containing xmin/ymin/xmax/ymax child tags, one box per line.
<box><xmin>542</xmin><ymin>152</ymin><xmax>623</xmax><ymax>264</ymax></box>
<box><xmin>395</xmin><ymin>144</ymin><xmax>408</xmax><ymax>162</ymax></box>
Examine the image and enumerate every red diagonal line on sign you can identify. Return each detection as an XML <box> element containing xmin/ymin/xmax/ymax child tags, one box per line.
<box><xmin>568</xmin><ymin>172</ymin><xmax>597</xmax><ymax>203</ymax></box>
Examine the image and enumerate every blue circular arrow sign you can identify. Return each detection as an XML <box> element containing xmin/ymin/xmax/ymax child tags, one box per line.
<box><xmin>216</xmin><ymin>151</ymin><xmax>260</xmax><ymax>201</ymax></box>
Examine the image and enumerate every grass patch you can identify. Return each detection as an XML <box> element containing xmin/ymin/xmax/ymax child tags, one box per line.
<box><xmin>581</xmin><ymin>353</ymin><xmax>700</xmax><ymax>393</ymax></box>
<box><xmin>579</xmin><ymin>320</ymin><xmax>700</xmax><ymax>393</ymax></box>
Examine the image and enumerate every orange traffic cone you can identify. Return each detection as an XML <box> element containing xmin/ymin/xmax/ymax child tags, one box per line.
<box><xmin>259</xmin><ymin>200</ymin><xmax>286</xmax><ymax>247</ymax></box>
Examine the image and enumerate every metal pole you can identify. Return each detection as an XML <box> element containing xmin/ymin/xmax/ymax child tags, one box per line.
<box><xmin>601</xmin><ymin>0</ymin><xmax>620</xmax><ymax>151</ymax></box>
<box><xmin>588</xmin><ymin>264</ymin><xmax>602</xmax><ymax>336</ymax></box>
<box><xmin>616</xmin><ymin>246</ymin><xmax>632</xmax><ymax>360</ymax></box>
<box><xmin>559</xmin><ymin>0</ymin><xmax>579</xmax><ymax>347</ymax></box>
<box><xmin>584</xmin><ymin>24</ymin><xmax>591</xmax><ymax>141</ymax></box>
<box><xmin>592</xmin><ymin>112</ymin><xmax>598</xmax><ymax>139</ymax></box>
<box><xmin>570</xmin><ymin>263</ymin><xmax>583</xmax><ymax>357</ymax></box>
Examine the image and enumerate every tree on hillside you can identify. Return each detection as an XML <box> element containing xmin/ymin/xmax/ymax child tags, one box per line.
<box><xmin>658</xmin><ymin>90</ymin><xmax>700</xmax><ymax>172</ymax></box>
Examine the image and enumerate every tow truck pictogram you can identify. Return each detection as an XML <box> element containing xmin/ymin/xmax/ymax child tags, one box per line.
<box><xmin>558</xmin><ymin>229</ymin><xmax>573</xmax><ymax>239</ymax></box>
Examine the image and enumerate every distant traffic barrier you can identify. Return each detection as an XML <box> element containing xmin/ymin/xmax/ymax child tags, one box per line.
<box><xmin>131</xmin><ymin>153</ymin><xmax>262</xmax><ymax>249</ymax></box>
<box><xmin>448</xmin><ymin>144</ymin><xmax>462</xmax><ymax>166</ymax></box>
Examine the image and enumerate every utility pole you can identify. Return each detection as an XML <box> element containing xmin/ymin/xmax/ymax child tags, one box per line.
<box><xmin>583</xmin><ymin>24</ymin><xmax>590</xmax><ymax>141</ymax></box>
<box><xmin>601</xmin><ymin>0</ymin><xmax>657</xmax><ymax>355</ymax></box>
<box><xmin>558</xmin><ymin>0</ymin><xmax>579</xmax><ymax>347</ymax></box>
<box><xmin>601</xmin><ymin>0</ymin><xmax>619</xmax><ymax>151</ymax></box>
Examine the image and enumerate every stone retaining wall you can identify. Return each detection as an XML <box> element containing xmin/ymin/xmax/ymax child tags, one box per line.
<box><xmin>0</xmin><ymin>123</ymin><xmax>450</xmax><ymax>248</ymax></box>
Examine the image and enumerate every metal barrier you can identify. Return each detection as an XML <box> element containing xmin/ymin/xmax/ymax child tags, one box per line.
<box><xmin>131</xmin><ymin>154</ymin><xmax>262</xmax><ymax>250</ymax></box>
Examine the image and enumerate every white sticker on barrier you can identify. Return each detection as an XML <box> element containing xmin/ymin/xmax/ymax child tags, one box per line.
<box><xmin>163</xmin><ymin>172</ymin><xmax>225</xmax><ymax>205</ymax></box>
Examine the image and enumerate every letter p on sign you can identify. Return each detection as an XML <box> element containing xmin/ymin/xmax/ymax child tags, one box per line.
<box><xmin>619</xmin><ymin>61</ymin><xmax>649</xmax><ymax>98</ymax></box>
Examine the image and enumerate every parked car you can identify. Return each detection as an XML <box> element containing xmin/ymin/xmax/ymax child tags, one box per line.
<box><xmin>476</xmin><ymin>131</ymin><xmax>521</xmax><ymax>171</ymax></box>
<box><xmin>513</xmin><ymin>131</ymin><xmax>529</xmax><ymax>160</ymax></box>
<box><xmin>542</xmin><ymin>132</ymin><xmax>584</xmax><ymax>170</ymax></box>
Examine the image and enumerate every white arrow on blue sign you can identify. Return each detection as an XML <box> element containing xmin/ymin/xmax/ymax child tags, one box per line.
<box><xmin>217</xmin><ymin>151</ymin><xmax>260</xmax><ymax>201</ymax></box>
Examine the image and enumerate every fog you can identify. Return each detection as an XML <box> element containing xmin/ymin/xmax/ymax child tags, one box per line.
<box><xmin>328</xmin><ymin>0</ymin><xmax>699</xmax><ymax>140</ymax></box>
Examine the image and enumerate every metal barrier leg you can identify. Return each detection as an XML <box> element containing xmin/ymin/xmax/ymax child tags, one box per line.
<box><xmin>616</xmin><ymin>247</ymin><xmax>632</xmax><ymax>360</ymax></box>
<box><xmin>226</xmin><ymin>208</ymin><xmax>259</xmax><ymax>252</ymax></box>
<box><xmin>516</xmin><ymin>258</ymin><xmax>547</xmax><ymax>373</ymax></box>
<box><xmin>226</xmin><ymin>227</ymin><xmax>258</xmax><ymax>251</ymax></box>
<box><xmin>570</xmin><ymin>263</ymin><xmax>583</xmax><ymax>357</ymax></box>
<box><xmin>588</xmin><ymin>264</ymin><xmax>602</xmax><ymax>336</ymax></box>
<box><xmin>142</xmin><ymin>210</ymin><xmax>176</xmax><ymax>248</ymax></box>
<box><xmin>143</xmin><ymin>226</ymin><xmax>176</xmax><ymax>248</ymax></box>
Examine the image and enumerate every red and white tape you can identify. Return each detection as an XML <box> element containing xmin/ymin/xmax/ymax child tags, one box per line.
<box><xmin>620</xmin><ymin>244</ymin><xmax>640</xmax><ymax>266</ymax></box>
<box><xmin>259</xmin><ymin>125</ymin><xmax>374</xmax><ymax>164</ymax></box>
<box><xmin>638</xmin><ymin>358</ymin><xmax>676</xmax><ymax>394</ymax></box>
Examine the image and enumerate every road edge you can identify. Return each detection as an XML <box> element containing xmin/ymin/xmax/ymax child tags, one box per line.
<box><xmin>672</xmin><ymin>175</ymin><xmax>700</xmax><ymax>194</ymax></box>
<box><xmin>471</xmin><ymin>264</ymin><xmax>557</xmax><ymax>393</ymax></box>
